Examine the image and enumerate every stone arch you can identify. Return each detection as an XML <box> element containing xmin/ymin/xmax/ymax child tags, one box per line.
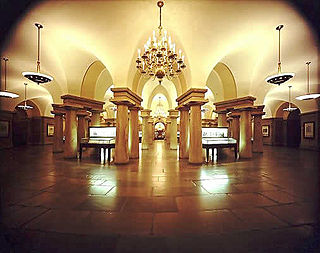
<box><xmin>15</xmin><ymin>100</ymin><xmax>41</xmax><ymax>118</ymax></box>
<box><xmin>206</xmin><ymin>62</ymin><xmax>237</xmax><ymax>102</ymax></box>
<box><xmin>80</xmin><ymin>60</ymin><xmax>112</xmax><ymax>100</ymax></box>
<box><xmin>275</xmin><ymin>102</ymin><xmax>301</xmax><ymax>120</ymax></box>
<box><xmin>147</xmin><ymin>86</ymin><xmax>173</xmax><ymax>109</ymax></box>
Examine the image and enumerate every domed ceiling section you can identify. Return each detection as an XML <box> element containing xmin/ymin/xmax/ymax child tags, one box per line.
<box><xmin>0</xmin><ymin>0</ymin><xmax>318</xmax><ymax>116</ymax></box>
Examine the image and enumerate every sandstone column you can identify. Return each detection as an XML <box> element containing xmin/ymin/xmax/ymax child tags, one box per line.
<box><xmin>90</xmin><ymin>110</ymin><xmax>102</xmax><ymax>126</ymax></box>
<box><xmin>165</xmin><ymin>120</ymin><xmax>171</xmax><ymax>145</ymax></box>
<box><xmin>189</xmin><ymin>104</ymin><xmax>203</xmax><ymax>164</ymax></box>
<box><xmin>64</xmin><ymin>106</ymin><xmax>79</xmax><ymax>158</ymax></box>
<box><xmin>178</xmin><ymin>107</ymin><xmax>189</xmax><ymax>159</ymax></box>
<box><xmin>148</xmin><ymin>119</ymin><xmax>154</xmax><ymax>145</ymax></box>
<box><xmin>141</xmin><ymin>109</ymin><xmax>151</xmax><ymax>150</ymax></box>
<box><xmin>114</xmin><ymin>104</ymin><xmax>129</xmax><ymax>164</ymax></box>
<box><xmin>129</xmin><ymin>106</ymin><xmax>140</xmax><ymax>158</ymax></box>
<box><xmin>217</xmin><ymin>110</ymin><xmax>228</xmax><ymax>127</ymax></box>
<box><xmin>77</xmin><ymin>110</ymin><xmax>89</xmax><ymax>151</ymax></box>
<box><xmin>168</xmin><ymin>109</ymin><xmax>179</xmax><ymax>150</ymax></box>
<box><xmin>252</xmin><ymin>113</ymin><xmax>264</xmax><ymax>153</ymax></box>
<box><xmin>239</xmin><ymin>108</ymin><xmax>253</xmax><ymax>158</ymax></box>
<box><xmin>231</xmin><ymin>114</ymin><xmax>240</xmax><ymax>151</ymax></box>
<box><xmin>52</xmin><ymin>112</ymin><xmax>64</xmax><ymax>153</ymax></box>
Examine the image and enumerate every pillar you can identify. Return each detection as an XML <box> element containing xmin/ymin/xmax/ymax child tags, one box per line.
<box><xmin>217</xmin><ymin>110</ymin><xmax>228</xmax><ymax>127</ymax></box>
<box><xmin>129</xmin><ymin>106</ymin><xmax>140</xmax><ymax>158</ymax></box>
<box><xmin>90</xmin><ymin>110</ymin><xmax>101</xmax><ymax>126</ymax></box>
<box><xmin>189</xmin><ymin>104</ymin><xmax>203</xmax><ymax>164</ymax></box>
<box><xmin>239</xmin><ymin>109</ymin><xmax>252</xmax><ymax>158</ymax></box>
<box><xmin>64</xmin><ymin>107</ymin><xmax>78</xmax><ymax>159</ymax></box>
<box><xmin>166</xmin><ymin>120</ymin><xmax>171</xmax><ymax>145</ymax></box>
<box><xmin>148</xmin><ymin>119</ymin><xmax>154</xmax><ymax>145</ymax></box>
<box><xmin>77</xmin><ymin>111</ymin><xmax>87</xmax><ymax>151</ymax></box>
<box><xmin>231</xmin><ymin>115</ymin><xmax>240</xmax><ymax>152</ymax></box>
<box><xmin>168</xmin><ymin>109</ymin><xmax>179</xmax><ymax>150</ymax></box>
<box><xmin>114</xmin><ymin>104</ymin><xmax>129</xmax><ymax>164</ymax></box>
<box><xmin>179</xmin><ymin>107</ymin><xmax>189</xmax><ymax>159</ymax></box>
<box><xmin>253</xmin><ymin>114</ymin><xmax>263</xmax><ymax>153</ymax></box>
<box><xmin>141</xmin><ymin>109</ymin><xmax>151</xmax><ymax>150</ymax></box>
<box><xmin>53</xmin><ymin>113</ymin><xmax>64</xmax><ymax>153</ymax></box>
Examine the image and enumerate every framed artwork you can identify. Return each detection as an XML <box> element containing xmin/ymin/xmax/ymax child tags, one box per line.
<box><xmin>303</xmin><ymin>122</ymin><xmax>315</xmax><ymax>139</ymax></box>
<box><xmin>47</xmin><ymin>124</ymin><xmax>54</xmax><ymax>137</ymax></box>
<box><xmin>262</xmin><ymin>125</ymin><xmax>270</xmax><ymax>137</ymax></box>
<box><xmin>0</xmin><ymin>120</ymin><xmax>9</xmax><ymax>138</ymax></box>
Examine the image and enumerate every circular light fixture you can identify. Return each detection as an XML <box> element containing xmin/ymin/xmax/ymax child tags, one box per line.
<box><xmin>295</xmin><ymin>62</ymin><xmax>320</xmax><ymax>100</ymax></box>
<box><xmin>265</xmin><ymin>25</ymin><xmax>294</xmax><ymax>85</ymax></box>
<box><xmin>0</xmin><ymin>57</ymin><xmax>19</xmax><ymax>98</ymax></box>
<box><xmin>17</xmin><ymin>83</ymin><xmax>33</xmax><ymax>111</ymax></box>
<box><xmin>22</xmin><ymin>23</ymin><xmax>53</xmax><ymax>84</ymax></box>
<box><xmin>283</xmin><ymin>85</ymin><xmax>297</xmax><ymax>112</ymax></box>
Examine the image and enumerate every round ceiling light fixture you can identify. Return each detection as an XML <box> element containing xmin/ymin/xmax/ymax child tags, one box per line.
<box><xmin>0</xmin><ymin>57</ymin><xmax>19</xmax><ymax>98</ymax></box>
<box><xmin>295</xmin><ymin>61</ymin><xmax>320</xmax><ymax>100</ymax></box>
<box><xmin>283</xmin><ymin>85</ymin><xmax>297</xmax><ymax>112</ymax></box>
<box><xmin>17</xmin><ymin>83</ymin><xmax>33</xmax><ymax>110</ymax></box>
<box><xmin>22</xmin><ymin>23</ymin><xmax>53</xmax><ymax>84</ymax></box>
<box><xmin>265</xmin><ymin>25</ymin><xmax>294</xmax><ymax>85</ymax></box>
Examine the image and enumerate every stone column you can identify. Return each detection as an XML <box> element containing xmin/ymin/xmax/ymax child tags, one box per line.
<box><xmin>189</xmin><ymin>104</ymin><xmax>203</xmax><ymax>164</ymax></box>
<box><xmin>114</xmin><ymin>104</ymin><xmax>129</xmax><ymax>164</ymax></box>
<box><xmin>217</xmin><ymin>110</ymin><xmax>228</xmax><ymax>127</ymax></box>
<box><xmin>166</xmin><ymin>120</ymin><xmax>171</xmax><ymax>145</ymax></box>
<box><xmin>129</xmin><ymin>106</ymin><xmax>140</xmax><ymax>159</ymax></box>
<box><xmin>252</xmin><ymin>113</ymin><xmax>264</xmax><ymax>153</ymax></box>
<box><xmin>77</xmin><ymin>110</ymin><xmax>88</xmax><ymax>151</ymax></box>
<box><xmin>90</xmin><ymin>110</ymin><xmax>101</xmax><ymax>126</ymax></box>
<box><xmin>141</xmin><ymin>109</ymin><xmax>151</xmax><ymax>150</ymax></box>
<box><xmin>64</xmin><ymin>106</ymin><xmax>79</xmax><ymax>159</ymax></box>
<box><xmin>178</xmin><ymin>107</ymin><xmax>189</xmax><ymax>159</ymax></box>
<box><xmin>148</xmin><ymin>119</ymin><xmax>154</xmax><ymax>145</ymax></box>
<box><xmin>84</xmin><ymin>116</ymin><xmax>90</xmax><ymax>138</ymax></box>
<box><xmin>52</xmin><ymin>113</ymin><xmax>64</xmax><ymax>153</ymax></box>
<box><xmin>168</xmin><ymin>109</ymin><xmax>179</xmax><ymax>150</ymax></box>
<box><xmin>231</xmin><ymin>115</ymin><xmax>240</xmax><ymax>151</ymax></box>
<box><xmin>239</xmin><ymin>109</ymin><xmax>252</xmax><ymax>158</ymax></box>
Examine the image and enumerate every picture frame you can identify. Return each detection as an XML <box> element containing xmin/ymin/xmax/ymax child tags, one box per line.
<box><xmin>47</xmin><ymin>123</ymin><xmax>55</xmax><ymax>137</ymax></box>
<box><xmin>303</xmin><ymin>121</ymin><xmax>315</xmax><ymax>139</ymax></box>
<box><xmin>262</xmin><ymin>125</ymin><xmax>270</xmax><ymax>137</ymax></box>
<box><xmin>0</xmin><ymin>120</ymin><xmax>9</xmax><ymax>138</ymax></box>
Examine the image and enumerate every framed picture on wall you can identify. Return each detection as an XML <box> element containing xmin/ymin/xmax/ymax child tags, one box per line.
<box><xmin>303</xmin><ymin>122</ymin><xmax>315</xmax><ymax>139</ymax></box>
<box><xmin>0</xmin><ymin>120</ymin><xmax>9</xmax><ymax>138</ymax></box>
<box><xmin>262</xmin><ymin>125</ymin><xmax>270</xmax><ymax>137</ymax></box>
<box><xmin>47</xmin><ymin>124</ymin><xmax>54</xmax><ymax>137</ymax></box>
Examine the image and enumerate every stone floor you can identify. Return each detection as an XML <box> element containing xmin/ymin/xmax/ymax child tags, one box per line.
<box><xmin>0</xmin><ymin>141</ymin><xmax>319</xmax><ymax>252</ymax></box>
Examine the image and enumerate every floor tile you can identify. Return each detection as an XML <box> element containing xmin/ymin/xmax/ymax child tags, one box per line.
<box><xmin>75</xmin><ymin>195</ymin><xmax>126</xmax><ymax>211</ymax></box>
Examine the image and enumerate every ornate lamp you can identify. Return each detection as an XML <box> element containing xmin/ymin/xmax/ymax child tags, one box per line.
<box><xmin>0</xmin><ymin>57</ymin><xmax>19</xmax><ymax>98</ymax></box>
<box><xmin>265</xmin><ymin>25</ymin><xmax>294</xmax><ymax>85</ymax></box>
<box><xmin>296</xmin><ymin>61</ymin><xmax>320</xmax><ymax>100</ymax></box>
<box><xmin>136</xmin><ymin>1</ymin><xmax>186</xmax><ymax>85</ymax></box>
<box><xmin>17</xmin><ymin>83</ymin><xmax>33</xmax><ymax>110</ymax></box>
<box><xmin>22</xmin><ymin>23</ymin><xmax>53</xmax><ymax>84</ymax></box>
<box><xmin>283</xmin><ymin>85</ymin><xmax>297</xmax><ymax>112</ymax></box>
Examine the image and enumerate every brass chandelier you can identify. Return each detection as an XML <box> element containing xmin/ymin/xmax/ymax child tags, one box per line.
<box><xmin>136</xmin><ymin>1</ymin><xmax>186</xmax><ymax>84</ymax></box>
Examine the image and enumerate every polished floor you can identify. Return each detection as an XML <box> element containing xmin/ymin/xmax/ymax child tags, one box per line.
<box><xmin>0</xmin><ymin>141</ymin><xmax>319</xmax><ymax>252</ymax></box>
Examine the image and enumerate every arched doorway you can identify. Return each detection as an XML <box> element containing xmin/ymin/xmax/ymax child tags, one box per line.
<box><xmin>287</xmin><ymin>109</ymin><xmax>301</xmax><ymax>147</ymax></box>
<box><xmin>154</xmin><ymin>121</ymin><xmax>165</xmax><ymax>140</ymax></box>
<box><xmin>12</xmin><ymin>108</ymin><xmax>28</xmax><ymax>146</ymax></box>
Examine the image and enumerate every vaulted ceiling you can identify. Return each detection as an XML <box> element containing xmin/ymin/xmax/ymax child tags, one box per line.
<box><xmin>0</xmin><ymin>0</ymin><xmax>319</xmax><ymax>117</ymax></box>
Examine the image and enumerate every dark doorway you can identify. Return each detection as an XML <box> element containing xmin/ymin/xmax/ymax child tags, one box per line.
<box><xmin>287</xmin><ymin>109</ymin><xmax>301</xmax><ymax>147</ymax></box>
<box><xmin>12</xmin><ymin>108</ymin><xmax>28</xmax><ymax>146</ymax></box>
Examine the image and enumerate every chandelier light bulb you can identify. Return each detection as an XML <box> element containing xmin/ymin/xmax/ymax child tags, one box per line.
<box><xmin>295</xmin><ymin>61</ymin><xmax>320</xmax><ymax>100</ymax></box>
<box><xmin>265</xmin><ymin>25</ymin><xmax>294</xmax><ymax>85</ymax></box>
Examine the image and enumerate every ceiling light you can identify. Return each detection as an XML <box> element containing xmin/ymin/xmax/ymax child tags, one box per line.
<box><xmin>136</xmin><ymin>1</ymin><xmax>186</xmax><ymax>85</ymax></box>
<box><xmin>296</xmin><ymin>61</ymin><xmax>320</xmax><ymax>100</ymax></box>
<box><xmin>17</xmin><ymin>83</ymin><xmax>33</xmax><ymax>110</ymax></box>
<box><xmin>0</xmin><ymin>57</ymin><xmax>19</xmax><ymax>98</ymax></box>
<box><xmin>22</xmin><ymin>23</ymin><xmax>53</xmax><ymax>84</ymax></box>
<box><xmin>265</xmin><ymin>25</ymin><xmax>294</xmax><ymax>85</ymax></box>
<box><xmin>283</xmin><ymin>85</ymin><xmax>297</xmax><ymax>112</ymax></box>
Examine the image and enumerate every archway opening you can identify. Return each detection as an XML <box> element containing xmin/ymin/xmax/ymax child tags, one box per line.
<box><xmin>287</xmin><ymin>109</ymin><xmax>301</xmax><ymax>148</ymax></box>
<box><xmin>154</xmin><ymin>122</ymin><xmax>165</xmax><ymax>140</ymax></box>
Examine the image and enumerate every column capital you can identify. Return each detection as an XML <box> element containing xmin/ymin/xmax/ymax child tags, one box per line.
<box><xmin>141</xmin><ymin>109</ymin><xmax>152</xmax><ymax>118</ymax></box>
<box><xmin>51</xmin><ymin>104</ymin><xmax>66</xmax><ymax>115</ymax></box>
<box><xmin>77</xmin><ymin>109</ymin><xmax>90</xmax><ymax>117</ymax></box>
<box><xmin>129</xmin><ymin>105</ymin><xmax>142</xmax><ymax>111</ymax></box>
<box><xmin>214</xmin><ymin>96</ymin><xmax>256</xmax><ymax>112</ymax></box>
<box><xmin>110</xmin><ymin>87</ymin><xmax>143</xmax><ymax>107</ymax></box>
<box><xmin>177</xmin><ymin>106</ymin><xmax>189</xmax><ymax>111</ymax></box>
<box><xmin>61</xmin><ymin>94</ymin><xmax>104</xmax><ymax>111</ymax></box>
<box><xmin>176</xmin><ymin>88</ymin><xmax>208</xmax><ymax>108</ymax></box>
<box><xmin>168</xmin><ymin>109</ymin><xmax>179</xmax><ymax>118</ymax></box>
<box><xmin>63</xmin><ymin>104</ymin><xmax>83</xmax><ymax>111</ymax></box>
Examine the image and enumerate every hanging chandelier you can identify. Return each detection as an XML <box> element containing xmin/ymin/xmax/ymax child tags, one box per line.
<box><xmin>0</xmin><ymin>57</ymin><xmax>19</xmax><ymax>98</ymax></box>
<box><xmin>136</xmin><ymin>1</ymin><xmax>186</xmax><ymax>85</ymax></box>
<box><xmin>22</xmin><ymin>23</ymin><xmax>53</xmax><ymax>84</ymax></box>
<box><xmin>17</xmin><ymin>83</ymin><xmax>33</xmax><ymax>110</ymax></box>
<box><xmin>265</xmin><ymin>25</ymin><xmax>294</xmax><ymax>85</ymax></box>
<box><xmin>154</xmin><ymin>96</ymin><xmax>166</xmax><ymax>117</ymax></box>
<box><xmin>296</xmin><ymin>61</ymin><xmax>320</xmax><ymax>100</ymax></box>
<box><xmin>283</xmin><ymin>85</ymin><xmax>297</xmax><ymax>112</ymax></box>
